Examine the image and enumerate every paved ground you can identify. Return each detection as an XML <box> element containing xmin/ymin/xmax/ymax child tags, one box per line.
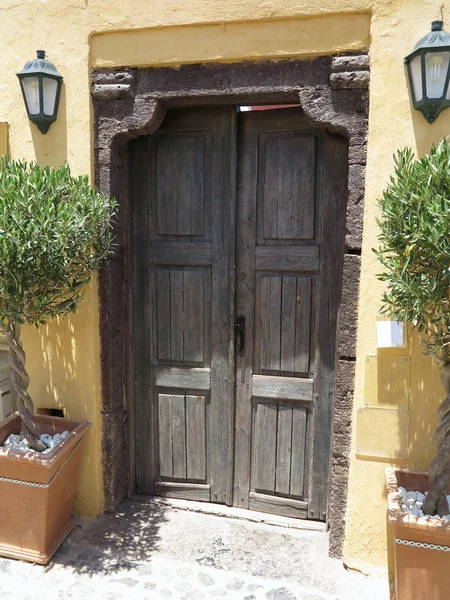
<box><xmin>0</xmin><ymin>498</ymin><xmax>389</xmax><ymax>599</ymax></box>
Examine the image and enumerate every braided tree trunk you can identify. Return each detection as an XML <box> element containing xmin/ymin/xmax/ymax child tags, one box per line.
<box><xmin>5</xmin><ymin>322</ymin><xmax>46</xmax><ymax>452</ymax></box>
<box><xmin>422</xmin><ymin>362</ymin><xmax>450</xmax><ymax>517</ymax></box>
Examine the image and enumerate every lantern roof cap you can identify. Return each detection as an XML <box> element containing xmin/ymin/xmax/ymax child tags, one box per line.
<box><xmin>16</xmin><ymin>51</ymin><xmax>63</xmax><ymax>80</ymax></box>
<box><xmin>406</xmin><ymin>22</ymin><xmax>450</xmax><ymax>60</ymax></box>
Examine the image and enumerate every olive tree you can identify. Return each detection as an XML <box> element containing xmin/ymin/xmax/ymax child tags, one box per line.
<box><xmin>0</xmin><ymin>157</ymin><xmax>116</xmax><ymax>451</ymax></box>
<box><xmin>375</xmin><ymin>138</ymin><xmax>450</xmax><ymax>516</ymax></box>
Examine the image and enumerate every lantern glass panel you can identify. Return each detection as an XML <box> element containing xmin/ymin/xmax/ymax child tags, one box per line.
<box><xmin>425</xmin><ymin>50</ymin><xmax>450</xmax><ymax>98</ymax></box>
<box><xmin>22</xmin><ymin>77</ymin><xmax>40</xmax><ymax>115</ymax></box>
<box><xmin>409</xmin><ymin>55</ymin><xmax>423</xmax><ymax>102</ymax></box>
<box><xmin>43</xmin><ymin>77</ymin><xmax>58</xmax><ymax>116</ymax></box>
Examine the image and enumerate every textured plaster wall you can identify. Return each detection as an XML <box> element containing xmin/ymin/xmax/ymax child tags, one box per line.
<box><xmin>0</xmin><ymin>0</ymin><xmax>448</xmax><ymax>571</ymax></box>
<box><xmin>343</xmin><ymin>2</ymin><xmax>450</xmax><ymax>576</ymax></box>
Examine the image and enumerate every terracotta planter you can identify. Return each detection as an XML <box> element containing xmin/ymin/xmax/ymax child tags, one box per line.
<box><xmin>0</xmin><ymin>413</ymin><xmax>91</xmax><ymax>565</ymax></box>
<box><xmin>386</xmin><ymin>467</ymin><xmax>450</xmax><ymax>600</ymax></box>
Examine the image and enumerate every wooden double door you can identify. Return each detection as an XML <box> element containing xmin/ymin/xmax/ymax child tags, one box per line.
<box><xmin>131</xmin><ymin>107</ymin><xmax>348</xmax><ymax>521</ymax></box>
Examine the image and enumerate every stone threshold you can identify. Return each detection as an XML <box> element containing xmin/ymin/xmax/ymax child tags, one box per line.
<box><xmin>132</xmin><ymin>494</ymin><xmax>327</xmax><ymax>533</ymax></box>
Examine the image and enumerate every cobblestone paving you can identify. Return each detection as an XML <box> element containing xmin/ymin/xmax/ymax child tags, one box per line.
<box><xmin>0</xmin><ymin>499</ymin><xmax>389</xmax><ymax>599</ymax></box>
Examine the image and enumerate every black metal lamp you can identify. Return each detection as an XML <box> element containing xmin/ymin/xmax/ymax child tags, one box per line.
<box><xmin>16</xmin><ymin>50</ymin><xmax>63</xmax><ymax>134</ymax></box>
<box><xmin>405</xmin><ymin>21</ymin><xmax>450</xmax><ymax>123</ymax></box>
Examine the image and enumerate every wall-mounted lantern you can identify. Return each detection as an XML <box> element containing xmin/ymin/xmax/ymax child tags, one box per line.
<box><xmin>16</xmin><ymin>51</ymin><xmax>63</xmax><ymax>134</ymax></box>
<box><xmin>405</xmin><ymin>21</ymin><xmax>450</xmax><ymax>123</ymax></box>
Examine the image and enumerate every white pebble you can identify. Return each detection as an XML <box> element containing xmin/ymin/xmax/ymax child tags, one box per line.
<box><xmin>398</xmin><ymin>487</ymin><xmax>407</xmax><ymax>501</ymax></box>
<box><xmin>40</xmin><ymin>434</ymin><xmax>52</xmax><ymax>447</ymax></box>
<box><xmin>12</xmin><ymin>443</ymin><xmax>26</xmax><ymax>452</ymax></box>
<box><xmin>396</xmin><ymin>489</ymin><xmax>450</xmax><ymax>520</ymax></box>
<box><xmin>5</xmin><ymin>434</ymin><xmax>21</xmax><ymax>446</ymax></box>
<box><xmin>3</xmin><ymin>430</ymin><xmax>69</xmax><ymax>454</ymax></box>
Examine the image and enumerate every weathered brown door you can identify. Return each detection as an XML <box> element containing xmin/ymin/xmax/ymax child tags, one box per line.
<box><xmin>131</xmin><ymin>107</ymin><xmax>347</xmax><ymax>521</ymax></box>
<box><xmin>131</xmin><ymin>108</ymin><xmax>236</xmax><ymax>505</ymax></box>
<box><xmin>233</xmin><ymin>110</ymin><xmax>348</xmax><ymax>521</ymax></box>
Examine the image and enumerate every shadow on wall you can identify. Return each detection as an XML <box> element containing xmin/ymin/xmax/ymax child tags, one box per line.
<box><xmin>356</xmin><ymin>324</ymin><xmax>443</xmax><ymax>580</ymax></box>
<box><xmin>407</xmin><ymin>331</ymin><xmax>443</xmax><ymax>472</ymax></box>
<box><xmin>44</xmin><ymin>499</ymin><xmax>167</xmax><ymax>575</ymax></box>
<box><xmin>361</xmin><ymin>328</ymin><xmax>442</xmax><ymax>470</ymax></box>
<box><xmin>22</xmin><ymin>282</ymin><xmax>100</xmax><ymax>512</ymax></box>
<box><xmin>29</xmin><ymin>81</ymin><xmax>67</xmax><ymax>167</ymax></box>
<box><xmin>34</xmin><ymin>310</ymin><xmax>86</xmax><ymax>418</ymax></box>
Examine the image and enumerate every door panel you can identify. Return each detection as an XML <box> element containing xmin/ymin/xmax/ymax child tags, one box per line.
<box><xmin>158</xmin><ymin>393</ymin><xmax>207</xmax><ymax>480</ymax></box>
<box><xmin>234</xmin><ymin>111</ymin><xmax>319</xmax><ymax>515</ymax></box>
<box><xmin>259</xmin><ymin>133</ymin><xmax>316</xmax><ymax>241</ymax></box>
<box><xmin>251</xmin><ymin>400</ymin><xmax>308</xmax><ymax>498</ymax></box>
<box><xmin>155</xmin><ymin>267</ymin><xmax>209</xmax><ymax>365</ymax></box>
<box><xmin>257</xmin><ymin>274</ymin><xmax>312</xmax><ymax>374</ymax></box>
<box><xmin>234</xmin><ymin>109</ymin><xmax>348</xmax><ymax>520</ymax></box>
<box><xmin>131</xmin><ymin>108</ymin><xmax>236</xmax><ymax>504</ymax></box>
<box><xmin>155</xmin><ymin>135</ymin><xmax>208</xmax><ymax>237</ymax></box>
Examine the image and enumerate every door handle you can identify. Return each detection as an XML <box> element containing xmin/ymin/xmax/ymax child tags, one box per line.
<box><xmin>236</xmin><ymin>315</ymin><xmax>245</xmax><ymax>354</ymax></box>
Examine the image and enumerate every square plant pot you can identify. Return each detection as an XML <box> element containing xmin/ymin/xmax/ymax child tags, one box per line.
<box><xmin>386</xmin><ymin>467</ymin><xmax>450</xmax><ymax>600</ymax></box>
<box><xmin>0</xmin><ymin>412</ymin><xmax>91</xmax><ymax>565</ymax></box>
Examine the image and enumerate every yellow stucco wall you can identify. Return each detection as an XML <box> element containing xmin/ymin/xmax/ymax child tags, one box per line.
<box><xmin>0</xmin><ymin>0</ymin><xmax>448</xmax><ymax>571</ymax></box>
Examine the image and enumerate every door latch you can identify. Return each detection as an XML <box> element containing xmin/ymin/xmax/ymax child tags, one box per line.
<box><xmin>236</xmin><ymin>315</ymin><xmax>245</xmax><ymax>354</ymax></box>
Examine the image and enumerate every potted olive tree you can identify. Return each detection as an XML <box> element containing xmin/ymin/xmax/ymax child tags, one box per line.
<box><xmin>0</xmin><ymin>157</ymin><xmax>116</xmax><ymax>564</ymax></box>
<box><xmin>375</xmin><ymin>139</ymin><xmax>450</xmax><ymax>599</ymax></box>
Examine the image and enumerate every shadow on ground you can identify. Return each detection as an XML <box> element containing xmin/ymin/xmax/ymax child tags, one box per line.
<box><xmin>45</xmin><ymin>499</ymin><xmax>167</xmax><ymax>576</ymax></box>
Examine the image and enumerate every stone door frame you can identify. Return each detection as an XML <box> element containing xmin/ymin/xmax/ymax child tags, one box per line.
<box><xmin>92</xmin><ymin>55</ymin><xmax>369</xmax><ymax>558</ymax></box>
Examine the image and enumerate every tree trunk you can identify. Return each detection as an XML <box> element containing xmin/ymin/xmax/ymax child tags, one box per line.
<box><xmin>4</xmin><ymin>322</ymin><xmax>46</xmax><ymax>452</ymax></box>
<box><xmin>423</xmin><ymin>362</ymin><xmax>450</xmax><ymax>516</ymax></box>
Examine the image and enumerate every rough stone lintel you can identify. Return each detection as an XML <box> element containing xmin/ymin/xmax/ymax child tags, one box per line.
<box><xmin>338</xmin><ymin>254</ymin><xmax>361</xmax><ymax>358</ymax></box>
<box><xmin>348</xmin><ymin>143</ymin><xmax>367</xmax><ymax>165</ymax></box>
<box><xmin>328</xmin><ymin>462</ymin><xmax>351</xmax><ymax>559</ymax></box>
<box><xmin>299</xmin><ymin>86</ymin><xmax>369</xmax><ymax>142</ymax></box>
<box><xmin>96</xmin><ymin>99</ymin><xmax>167</xmax><ymax>150</ymax></box>
<box><xmin>330</xmin><ymin>71</ymin><xmax>370</xmax><ymax>90</ymax></box>
<box><xmin>102</xmin><ymin>407</ymin><xmax>128</xmax><ymax>513</ymax></box>
<box><xmin>332</xmin><ymin>359</ymin><xmax>356</xmax><ymax>461</ymax></box>
<box><xmin>329</xmin><ymin>358</ymin><xmax>357</xmax><ymax>559</ymax></box>
<box><xmin>346</xmin><ymin>164</ymin><xmax>366</xmax><ymax>251</ymax></box>
<box><xmin>331</xmin><ymin>55</ymin><xmax>370</xmax><ymax>73</ymax></box>
<box><xmin>92</xmin><ymin>84</ymin><xmax>134</xmax><ymax>101</ymax></box>
<box><xmin>92</xmin><ymin>69</ymin><xmax>136</xmax><ymax>86</ymax></box>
